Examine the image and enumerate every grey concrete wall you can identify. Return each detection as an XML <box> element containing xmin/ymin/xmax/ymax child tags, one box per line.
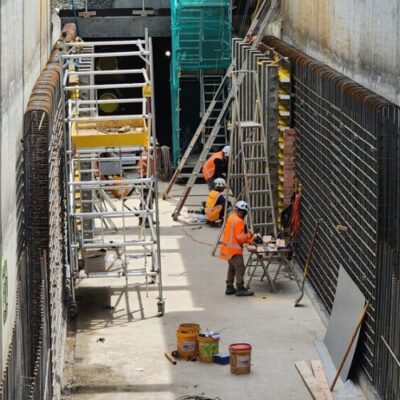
<box><xmin>0</xmin><ymin>0</ymin><xmax>52</xmax><ymax>369</ymax></box>
<box><xmin>281</xmin><ymin>0</ymin><xmax>400</xmax><ymax>106</ymax></box>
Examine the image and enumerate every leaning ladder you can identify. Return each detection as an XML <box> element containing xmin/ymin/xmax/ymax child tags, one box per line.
<box><xmin>163</xmin><ymin>0</ymin><xmax>279</xmax><ymax>220</ymax></box>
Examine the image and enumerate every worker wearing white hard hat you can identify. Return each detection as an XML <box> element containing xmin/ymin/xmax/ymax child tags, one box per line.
<box><xmin>204</xmin><ymin>178</ymin><xmax>232</xmax><ymax>225</ymax></box>
<box><xmin>218</xmin><ymin>200</ymin><xmax>255</xmax><ymax>296</ymax></box>
<box><xmin>202</xmin><ymin>146</ymin><xmax>230</xmax><ymax>190</ymax></box>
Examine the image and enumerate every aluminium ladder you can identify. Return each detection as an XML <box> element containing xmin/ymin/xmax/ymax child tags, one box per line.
<box><xmin>211</xmin><ymin>69</ymin><xmax>277</xmax><ymax>256</ymax></box>
<box><xmin>163</xmin><ymin>0</ymin><xmax>279</xmax><ymax>219</ymax></box>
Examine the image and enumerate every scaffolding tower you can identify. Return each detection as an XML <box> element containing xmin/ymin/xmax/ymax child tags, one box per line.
<box><xmin>60</xmin><ymin>36</ymin><xmax>165</xmax><ymax>317</ymax></box>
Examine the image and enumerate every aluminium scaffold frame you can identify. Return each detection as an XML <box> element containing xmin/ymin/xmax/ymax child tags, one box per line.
<box><xmin>60</xmin><ymin>35</ymin><xmax>165</xmax><ymax>317</ymax></box>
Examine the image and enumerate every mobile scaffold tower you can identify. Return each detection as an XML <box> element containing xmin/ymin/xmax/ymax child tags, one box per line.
<box><xmin>60</xmin><ymin>35</ymin><xmax>164</xmax><ymax>317</ymax></box>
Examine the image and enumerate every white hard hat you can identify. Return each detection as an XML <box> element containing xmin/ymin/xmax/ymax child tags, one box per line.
<box><xmin>213</xmin><ymin>178</ymin><xmax>226</xmax><ymax>188</ymax></box>
<box><xmin>222</xmin><ymin>145</ymin><xmax>231</xmax><ymax>156</ymax></box>
<box><xmin>235</xmin><ymin>200</ymin><xmax>249</xmax><ymax>212</ymax></box>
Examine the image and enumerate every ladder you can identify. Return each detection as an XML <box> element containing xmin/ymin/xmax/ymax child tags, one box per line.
<box><xmin>163</xmin><ymin>0</ymin><xmax>279</xmax><ymax>219</ymax></box>
<box><xmin>230</xmin><ymin>71</ymin><xmax>277</xmax><ymax>233</ymax></box>
<box><xmin>211</xmin><ymin>70</ymin><xmax>277</xmax><ymax>256</ymax></box>
<box><xmin>200</xmin><ymin>72</ymin><xmax>227</xmax><ymax>149</ymax></box>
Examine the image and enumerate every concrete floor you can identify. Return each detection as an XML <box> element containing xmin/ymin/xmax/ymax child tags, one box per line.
<box><xmin>62</xmin><ymin>183</ymin><xmax>328</xmax><ymax>400</ymax></box>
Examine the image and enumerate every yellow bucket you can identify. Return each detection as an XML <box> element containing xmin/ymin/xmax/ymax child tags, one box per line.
<box><xmin>176</xmin><ymin>323</ymin><xmax>200</xmax><ymax>359</ymax></box>
<box><xmin>229</xmin><ymin>343</ymin><xmax>252</xmax><ymax>375</ymax></box>
<box><xmin>198</xmin><ymin>335</ymin><xmax>219</xmax><ymax>362</ymax></box>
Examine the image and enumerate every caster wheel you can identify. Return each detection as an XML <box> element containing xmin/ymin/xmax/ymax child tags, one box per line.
<box><xmin>157</xmin><ymin>300</ymin><xmax>165</xmax><ymax>317</ymax></box>
<box><xmin>68</xmin><ymin>303</ymin><xmax>78</xmax><ymax>319</ymax></box>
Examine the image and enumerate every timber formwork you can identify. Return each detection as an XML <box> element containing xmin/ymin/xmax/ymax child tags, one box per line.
<box><xmin>262</xmin><ymin>36</ymin><xmax>400</xmax><ymax>399</ymax></box>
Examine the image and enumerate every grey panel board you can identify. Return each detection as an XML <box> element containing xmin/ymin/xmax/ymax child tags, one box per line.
<box><xmin>61</xmin><ymin>16</ymin><xmax>171</xmax><ymax>37</ymax></box>
<box><xmin>324</xmin><ymin>266</ymin><xmax>366</xmax><ymax>382</ymax></box>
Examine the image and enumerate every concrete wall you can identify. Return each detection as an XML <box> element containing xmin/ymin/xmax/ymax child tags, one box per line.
<box><xmin>0</xmin><ymin>0</ymin><xmax>52</xmax><ymax>369</ymax></box>
<box><xmin>281</xmin><ymin>0</ymin><xmax>400</xmax><ymax>106</ymax></box>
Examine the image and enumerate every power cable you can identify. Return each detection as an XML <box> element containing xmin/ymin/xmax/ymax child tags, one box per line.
<box><xmin>176</xmin><ymin>396</ymin><xmax>222</xmax><ymax>400</ymax></box>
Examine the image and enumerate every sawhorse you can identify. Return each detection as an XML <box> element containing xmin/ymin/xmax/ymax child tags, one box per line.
<box><xmin>245</xmin><ymin>245</ymin><xmax>300</xmax><ymax>292</ymax></box>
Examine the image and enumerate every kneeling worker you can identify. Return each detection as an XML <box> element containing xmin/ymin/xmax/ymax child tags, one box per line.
<box><xmin>202</xmin><ymin>146</ymin><xmax>230</xmax><ymax>190</ymax></box>
<box><xmin>205</xmin><ymin>178</ymin><xmax>231</xmax><ymax>225</ymax></box>
<box><xmin>219</xmin><ymin>201</ymin><xmax>255</xmax><ymax>296</ymax></box>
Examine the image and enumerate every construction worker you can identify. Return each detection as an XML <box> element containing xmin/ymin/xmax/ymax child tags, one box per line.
<box><xmin>202</xmin><ymin>145</ymin><xmax>230</xmax><ymax>190</ymax></box>
<box><xmin>219</xmin><ymin>201</ymin><xmax>255</xmax><ymax>296</ymax></box>
<box><xmin>204</xmin><ymin>178</ymin><xmax>231</xmax><ymax>225</ymax></box>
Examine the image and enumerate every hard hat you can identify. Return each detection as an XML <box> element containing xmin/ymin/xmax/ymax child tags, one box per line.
<box><xmin>235</xmin><ymin>200</ymin><xmax>249</xmax><ymax>212</ymax></box>
<box><xmin>222</xmin><ymin>145</ymin><xmax>231</xmax><ymax>156</ymax></box>
<box><xmin>213</xmin><ymin>178</ymin><xmax>226</xmax><ymax>189</ymax></box>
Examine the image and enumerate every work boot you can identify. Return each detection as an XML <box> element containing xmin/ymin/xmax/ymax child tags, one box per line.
<box><xmin>225</xmin><ymin>285</ymin><xmax>236</xmax><ymax>295</ymax></box>
<box><xmin>236</xmin><ymin>287</ymin><xmax>254</xmax><ymax>297</ymax></box>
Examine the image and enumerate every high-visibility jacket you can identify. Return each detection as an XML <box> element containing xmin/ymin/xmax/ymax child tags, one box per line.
<box><xmin>202</xmin><ymin>151</ymin><xmax>223</xmax><ymax>181</ymax></box>
<box><xmin>219</xmin><ymin>212</ymin><xmax>253</xmax><ymax>260</ymax></box>
<box><xmin>205</xmin><ymin>190</ymin><xmax>223</xmax><ymax>222</ymax></box>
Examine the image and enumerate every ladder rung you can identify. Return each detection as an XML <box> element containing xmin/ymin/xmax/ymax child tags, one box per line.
<box><xmin>242</xmin><ymin>141</ymin><xmax>265</xmax><ymax>145</ymax></box>
<box><xmin>249</xmin><ymin>190</ymin><xmax>272</xmax><ymax>194</ymax></box>
<box><xmin>240</xmin><ymin>121</ymin><xmax>261</xmax><ymax>128</ymax></box>
<box><xmin>253</xmin><ymin>222</ymin><xmax>276</xmax><ymax>226</ymax></box>
<box><xmin>246</xmin><ymin>157</ymin><xmax>265</xmax><ymax>161</ymax></box>
<box><xmin>250</xmin><ymin>206</ymin><xmax>274</xmax><ymax>210</ymax></box>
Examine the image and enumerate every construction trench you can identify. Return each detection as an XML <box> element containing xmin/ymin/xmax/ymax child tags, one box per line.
<box><xmin>0</xmin><ymin>1</ymin><xmax>400</xmax><ymax>400</ymax></box>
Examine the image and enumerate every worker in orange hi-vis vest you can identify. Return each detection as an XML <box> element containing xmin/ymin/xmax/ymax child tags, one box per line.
<box><xmin>204</xmin><ymin>178</ymin><xmax>231</xmax><ymax>225</ymax></box>
<box><xmin>202</xmin><ymin>145</ymin><xmax>230</xmax><ymax>190</ymax></box>
<box><xmin>219</xmin><ymin>201</ymin><xmax>256</xmax><ymax>296</ymax></box>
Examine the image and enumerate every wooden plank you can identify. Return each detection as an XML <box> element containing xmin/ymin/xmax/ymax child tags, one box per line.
<box><xmin>310</xmin><ymin>360</ymin><xmax>333</xmax><ymax>400</ymax></box>
<box><xmin>295</xmin><ymin>361</ymin><xmax>332</xmax><ymax>400</ymax></box>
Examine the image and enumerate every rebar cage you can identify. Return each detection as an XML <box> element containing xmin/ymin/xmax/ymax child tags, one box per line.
<box><xmin>60</xmin><ymin>36</ymin><xmax>165</xmax><ymax>317</ymax></box>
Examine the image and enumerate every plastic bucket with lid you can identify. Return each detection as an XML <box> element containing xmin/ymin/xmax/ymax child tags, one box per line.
<box><xmin>176</xmin><ymin>323</ymin><xmax>200</xmax><ymax>359</ymax></box>
<box><xmin>198</xmin><ymin>335</ymin><xmax>220</xmax><ymax>362</ymax></box>
<box><xmin>229</xmin><ymin>343</ymin><xmax>252</xmax><ymax>375</ymax></box>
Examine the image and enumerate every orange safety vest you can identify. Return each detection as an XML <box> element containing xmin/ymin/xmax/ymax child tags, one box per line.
<box><xmin>219</xmin><ymin>212</ymin><xmax>253</xmax><ymax>261</ymax></box>
<box><xmin>205</xmin><ymin>190</ymin><xmax>223</xmax><ymax>222</ymax></box>
<box><xmin>202</xmin><ymin>151</ymin><xmax>223</xmax><ymax>181</ymax></box>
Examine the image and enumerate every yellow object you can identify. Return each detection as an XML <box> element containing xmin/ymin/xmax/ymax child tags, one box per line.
<box><xmin>71</xmin><ymin>118</ymin><xmax>148</xmax><ymax>149</ymax></box>
<box><xmin>205</xmin><ymin>190</ymin><xmax>223</xmax><ymax>222</ymax></box>
<box><xmin>198</xmin><ymin>335</ymin><xmax>219</xmax><ymax>363</ymax></box>
<box><xmin>99</xmin><ymin>92</ymin><xmax>119</xmax><ymax>114</ymax></box>
<box><xmin>176</xmin><ymin>323</ymin><xmax>200</xmax><ymax>360</ymax></box>
<box><xmin>97</xmin><ymin>56</ymin><xmax>118</xmax><ymax>71</ymax></box>
<box><xmin>142</xmin><ymin>83</ymin><xmax>151</xmax><ymax>98</ymax></box>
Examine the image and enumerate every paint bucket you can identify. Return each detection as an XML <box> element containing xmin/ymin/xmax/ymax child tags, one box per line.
<box><xmin>198</xmin><ymin>335</ymin><xmax>220</xmax><ymax>362</ymax></box>
<box><xmin>176</xmin><ymin>323</ymin><xmax>200</xmax><ymax>359</ymax></box>
<box><xmin>229</xmin><ymin>343</ymin><xmax>252</xmax><ymax>375</ymax></box>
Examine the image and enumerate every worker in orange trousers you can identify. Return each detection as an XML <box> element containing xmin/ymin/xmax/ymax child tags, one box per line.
<box><xmin>219</xmin><ymin>201</ymin><xmax>255</xmax><ymax>296</ymax></box>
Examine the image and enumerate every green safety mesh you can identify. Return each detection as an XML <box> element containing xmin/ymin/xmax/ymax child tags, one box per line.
<box><xmin>170</xmin><ymin>0</ymin><xmax>232</xmax><ymax>164</ymax></box>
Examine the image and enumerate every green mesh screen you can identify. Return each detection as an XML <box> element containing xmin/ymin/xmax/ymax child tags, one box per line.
<box><xmin>170</xmin><ymin>0</ymin><xmax>232</xmax><ymax>165</ymax></box>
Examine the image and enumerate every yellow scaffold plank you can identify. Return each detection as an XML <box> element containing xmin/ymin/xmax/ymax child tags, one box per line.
<box><xmin>72</xmin><ymin>118</ymin><xmax>148</xmax><ymax>149</ymax></box>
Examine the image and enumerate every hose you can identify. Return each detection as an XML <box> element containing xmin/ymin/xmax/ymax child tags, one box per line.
<box><xmin>158</xmin><ymin>146</ymin><xmax>173</xmax><ymax>182</ymax></box>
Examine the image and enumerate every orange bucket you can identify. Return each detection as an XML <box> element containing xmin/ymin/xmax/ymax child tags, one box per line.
<box><xmin>198</xmin><ymin>335</ymin><xmax>220</xmax><ymax>362</ymax></box>
<box><xmin>229</xmin><ymin>343</ymin><xmax>252</xmax><ymax>375</ymax></box>
<box><xmin>176</xmin><ymin>323</ymin><xmax>200</xmax><ymax>359</ymax></box>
